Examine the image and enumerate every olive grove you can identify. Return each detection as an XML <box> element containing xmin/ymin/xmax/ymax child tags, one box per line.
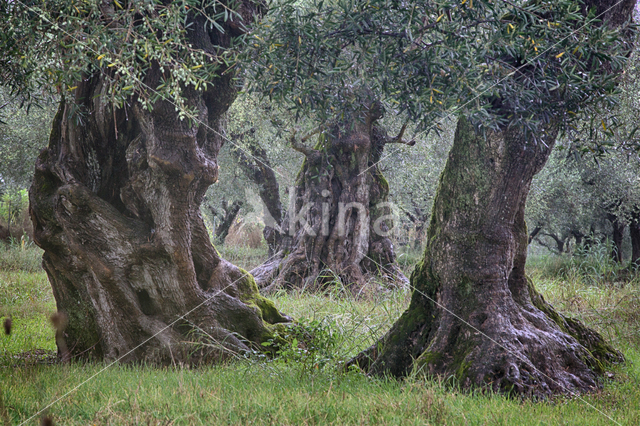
<box><xmin>251</xmin><ymin>0</ymin><xmax>637</xmax><ymax>395</ymax></box>
<box><xmin>2</xmin><ymin>0</ymin><xmax>637</xmax><ymax>397</ymax></box>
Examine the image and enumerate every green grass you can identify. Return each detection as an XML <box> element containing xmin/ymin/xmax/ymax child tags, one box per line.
<box><xmin>271</xmin><ymin>289</ymin><xmax>409</xmax><ymax>358</ymax></box>
<box><xmin>526</xmin><ymin>242</ymin><xmax>637</xmax><ymax>287</ymax></box>
<box><xmin>1</xmin><ymin>244</ymin><xmax>640</xmax><ymax>425</ymax></box>
<box><xmin>217</xmin><ymin>244</ymin><xmax>269</xmax><ymax>271</ymax></box>
<box><xmin>0</xmin><ymin>314</ymin><xmax>57</xmax><ymax>363</ymax></box>
<box><xmin>2</xmin><ymin>354</ymin><xmax>639</xmax><ymax>425</ymax></box>
<box><xmin>0</xmin><ymin>245</ymin><xmax>57</xmax><ymax>366</ymax></box>
<box><xmin>395</xmin><ymin>245</ymin><xmax>425</xmax><ymax>276</ymax></box>
<box><xmin>527</xmin><ymin>251</ymin><xmax>640</xmax><ymax>351</ymax></box>
<box><xmin>0</xmin><ymin>243</ymin><xmax>43</xmax><ymax>273</ymax></box>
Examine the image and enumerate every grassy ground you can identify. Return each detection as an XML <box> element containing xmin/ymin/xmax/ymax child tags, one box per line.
<box><xmin>1</xmin><ymin>243</ymin><xmax>639</xmax><ymax>425</ymax></box>
<box><xmin>217</xmin><ymin>244</ymin><xmax>270</xmax><ymax>272</ymax></box>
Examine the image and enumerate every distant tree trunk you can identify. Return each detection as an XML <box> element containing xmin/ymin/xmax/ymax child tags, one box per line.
<box><xmin>528</xmin><ymin>225</ymin><xmax>542</xmax><ymax>244</ymax></box>
<box><xmin>630</xmin><ymin>213</ymin><xmax>640</xmax><ymax>266</ymax></box>
<box><xmin>209</xmin><ymin>200</ymin><xmax>243</xmax><ymax>243</ymax></box>
<box><xmin>403</xmin><ymin>206</ymin><xmax>429</xmax><ymax>250</ymax></box>
<box><xmin>571</xmin><ymin>230</ymin><xmax>585</xmax><ymax>248</ymax></box>
<box><xmin>413</xmin><ymin>224</ymin><xmax>427</xmax><ymax>250</ymax></box>
<box><xmin>252</xmin><ymin>96</ymin><xmax>410</xmax><ymax>292</ymax></box>
<box><xmin>350</xmin><ymin>118</ymin><xmax>622</xmax><ymax>396</ymax></box>
<box><xmin>607</xmin><ymin>213</ymin><xmax>625</xmax><ymax>263</ymax></box>
<box><xmin>542</xmin><ymin>232</ymin><xmax>567</xmax><ymax>254</ymax></box>
<box><xmin>231</xmin><ymin>129</ymin><xmax>283</xmax><ymax>256</ymax></box>
<box><xmin>584</xmin><ymin>224</ymin><xmax>597</xmax><ymax>251</ymax></box>
<box><xmin>29</xmin><ymin>7</ymin><xmax>289</xmax><ymax>363</ymax></box>
<box><xmin>0</xmin><ymin>224</ymin><xmax>8</xmax><ymax>242</ymax></box>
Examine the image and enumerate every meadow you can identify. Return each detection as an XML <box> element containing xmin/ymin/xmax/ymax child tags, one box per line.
<box><xmin>1</xmin><ymin>241</ymin><xmax>639</xmax><ymax>425</ymax></box>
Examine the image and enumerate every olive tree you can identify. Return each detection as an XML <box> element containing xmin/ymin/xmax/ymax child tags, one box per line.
<box><xmin>1</xmin><ymin>0</ymin><xmax>290</xmax><ymax>364</ymax></box>
<box><xmin>250</xmin><ymin>0</ymin><xmax>636</xmax><ymax>395</ymax></box>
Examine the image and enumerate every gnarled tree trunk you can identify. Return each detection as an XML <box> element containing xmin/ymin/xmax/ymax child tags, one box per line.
<box><xmin>528</xmin><ymin>225</ymin><xmax>542</xmax><ymax>244</ymax></box>
<box><xmin>29</xmin><ymin>10</ymin><xmax>289</xmax><ymax>363</ymax></box>
<box><xmin>541</xmin><ymin>232</ymin><xmax>568</xmax><ymax>254</ymax></box>
<box><xmin>251</xmin><ymin>100</ymin><xmax>410</xmax><ymax>293</ymax></box>
<box><xmin>350</xmin><ymin>118</ymin><xmax>623</xmax><ymax>396</ymax></box>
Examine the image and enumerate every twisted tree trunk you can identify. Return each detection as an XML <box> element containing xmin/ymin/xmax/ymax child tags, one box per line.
<box><xmin>542</xmin><ymin>232</ymin><xmax>568</xmax><ymax>254</ymax></box>
<box><xmin>29</xmin><ymin>9</ymin><xmax>289</xmax><ymax>363</ymax></box>
<box><xmin>251</xmin><ymin>100</ymin><xmax>409</xmax><ymax>293</ymax></box>
<box><xmin>350</xmin><ymin>118</ymin><xmax>623</xmax><ymax>396</ymax></box>
<box><xmin>528</xmin><ymin>225</ymin><xmax>542</xmax><ymax>244</ymax></box>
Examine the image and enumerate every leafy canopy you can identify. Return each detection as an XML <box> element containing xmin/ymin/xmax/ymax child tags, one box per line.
<box><xmin>1</xmin><ymin>0</ymin><xmax>259</xmax><ymax>118</ymax></box>
<box><xmin>247</xmin><ymin>0</ymin><xmax>635</xmax><ymax>141</ymax></box>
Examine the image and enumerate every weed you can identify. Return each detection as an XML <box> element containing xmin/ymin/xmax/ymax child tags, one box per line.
<box><xmin>261</xmin><ymin>317</ymin><xmax>341</xmax><ymax>373</ymax></box>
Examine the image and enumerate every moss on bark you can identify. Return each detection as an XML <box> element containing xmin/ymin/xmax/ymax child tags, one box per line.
<box><xmin>351</xmin><ymin>118</ymin><xmax>623</xmax><ymax>397</ymax></box>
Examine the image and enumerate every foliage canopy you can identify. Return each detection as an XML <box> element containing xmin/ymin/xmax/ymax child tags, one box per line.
<box><xmin>248</xmin><ymin>0</ymin><xmax>635</xmax><ymax>143</ymax></box>
<box><xmin>1</xmin><ymin>0</ymin><xmax>260</xmax><ymax>119</ymax></box>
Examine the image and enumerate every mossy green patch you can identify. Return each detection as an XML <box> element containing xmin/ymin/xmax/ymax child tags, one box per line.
<box><xmin>374</xmin><ymin>169</ymin><xmax>389</xmax><ymax>194</ymax></box>
<box><xmin>235</xmin><ymin>268</ymin><xmax>288</xmax><ymax>325</ymax></box>
<box><xmin>253</xmin><ymin>296</ymin><xmax>285</xmax><ymax>325</ymax></box>
<box><xmin>416</xmin><ymin>350</ymin><xmax>442</xmax><ymax>366</ymax></box>
<box><xmin>64</xmin><ymin>298</ymin><xmax>101</xmax><ymax>355</ymax></box>
<box><xmin>434</xmin><ymin>117</ymin><xmax>492</xmax><ymax>222</ymax></box>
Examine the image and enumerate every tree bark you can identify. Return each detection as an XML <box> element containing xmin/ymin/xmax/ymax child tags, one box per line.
<box><xmin>402</xmin><ymin>206</ymin><xmax>429</xmax><ymax>250</ymax></box>
<box><xmin>210</xmin><ymin>199</ymin><xmax>243</xmax><ymax>243</ymax></box>
<box><xmin>251</xmin><ymin>99</ymin><xmax>409</xmax><ymax>293</ymax></box>
<box><xmin>350</xmin><ymin>118</ymin><xmax>622</xmax><ymax>396</ymax></box>
<box><xmin>630</xmin><ymin>213</ymin><xmax>640</xmax><ymax>266</ymax></box>
<box><xmin>607</xmin><ymin>213</ymin><xmax>625</xmax><ymax>263</ymax></box>
<box><xmin>528</xmin><ymin>226</ymin><xmax>542</xmax><ymax>245</ymax></box>
<box><xmin>28</xmin><ymin>7</ymin><xmax>289</xmax><ymax>364</ymax></box>
<box><xmin>584</xmin><ymin>224</ymin><xmax>598</xmax><ymax>251</ymax></box>
<box><xmin>541</xmin><ymin>232</ymin><xmax>567</xmax><ymax>254</ymax></box>
<box><xmin>571</xmin><ymin>230</ymin><xmax>585</xmax><ymax>248</ymax></box>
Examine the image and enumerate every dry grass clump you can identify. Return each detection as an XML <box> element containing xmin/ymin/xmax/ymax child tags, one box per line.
<box><xmin>225</xmin><ymin>220</ymin><xmax>263</xmax><ymax>248</ymax></box>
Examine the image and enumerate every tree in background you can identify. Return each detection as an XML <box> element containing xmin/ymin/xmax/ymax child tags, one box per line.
<box><xmin>209</xmin><ymin>89</ymin><xmax>416</xmax><ymax>291</ymax></box>
<box><xmin>385</xmin><ymin>119</ymin><xmax>455</xmax><ymax>250</ymax></box>
<box><xmin>0</xmin><ymin>89</ymin><xmax>56</xmax><ymax>241</ymax></box>
<box><xmin>526</xmin><ymin>148</ymin><xmax>598</xmax><ymax>254</ymax></box>
<box><xmin>579</xmin><ymin>152</ymin><xmax>640</xmax><ymax>262</ymax></box>
<box><xmin>219</xmin><ymin>95</ymin><xmax>300</xmax><ymax>253</ymax></box>
<box><xmin>249</xmin><ymin>89</ymin><xmax>414</xmax><ymax>292</ymax></box>
<box><xmin>1</xmin><ymin>0</ymin><xmax>290</xmax><ymax>364</ymax></box>
<box><xmin>252</xmin><ymin>0</ymin><xmax>637</xmax><ymax>395</ymax></box>
<box><xmin>527</xmin><ymin>37</ymin><xmax>640</xmax><ymax>265</ymax></box>
<box><xmin>213</xmin><ymin>91</ymin><xmax>444</xmax><ymax>268</ymax></box>
<box><xmin>527</xmin><ymin>145</ymin><xmax>640</xmax><ymax>265</ymax></box>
